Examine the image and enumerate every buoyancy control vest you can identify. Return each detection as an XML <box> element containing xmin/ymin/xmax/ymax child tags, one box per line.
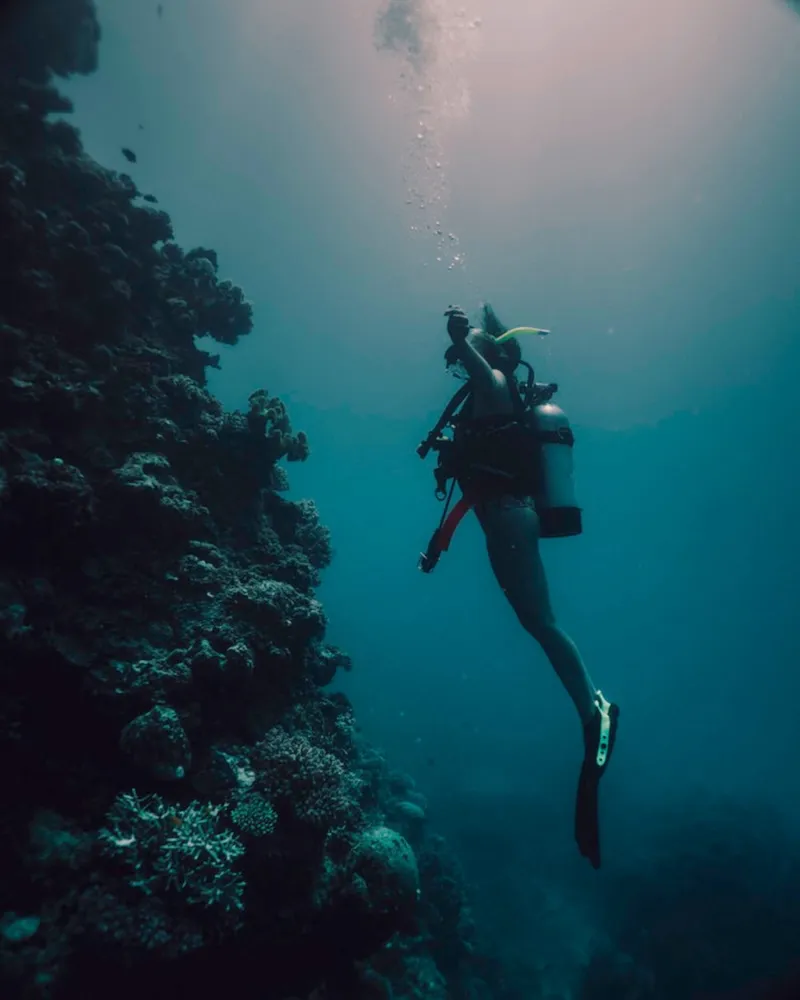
<box><xmin>417</xmin><ymin>363</ymin><xmax>582</xmax><ymax>572</ymax></box>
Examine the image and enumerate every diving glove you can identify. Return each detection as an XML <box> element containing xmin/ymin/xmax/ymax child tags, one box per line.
<box><xmin>575</xmin><ymin>690</ymin><xmax>619</xmax><ymax>870</ymax></box>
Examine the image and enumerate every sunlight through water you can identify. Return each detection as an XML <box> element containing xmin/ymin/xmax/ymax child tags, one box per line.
<box><xmin>374</xmin><ymin>0</ymin><xmax>483</xmax><ymax>272</ymax></box>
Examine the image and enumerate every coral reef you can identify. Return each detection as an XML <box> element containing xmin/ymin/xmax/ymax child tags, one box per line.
<box><xmin>0</xmin><ymin>2</ymin><xmax>502</xmax><ymax>998</ymax></box>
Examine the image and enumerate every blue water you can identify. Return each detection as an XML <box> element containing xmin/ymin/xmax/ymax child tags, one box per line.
<box><xmin>64</xmin><ymin>0</ymin><xmax>800</xmax><ymax>991</ymax></box>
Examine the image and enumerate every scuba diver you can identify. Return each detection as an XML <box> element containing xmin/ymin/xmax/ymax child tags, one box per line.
<box><xmin>417</xmin><ymin>303</ymin><xmax>619</xmax><ymax>869</ymax></box>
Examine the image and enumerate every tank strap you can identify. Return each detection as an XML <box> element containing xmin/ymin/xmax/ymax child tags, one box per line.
<box><xmin>538</xmin><ymin>427</ymin><xmax>574</xmax><ymax>446</ymax></box>
<box><xmin>508</xmin><ymin>375</ymin><xmax>526</xmax><ymax>418</ymax></box>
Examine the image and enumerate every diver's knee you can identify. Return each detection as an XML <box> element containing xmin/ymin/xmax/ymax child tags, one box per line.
<box><xmin>518</xmin><ymin>611</ymin><xmax>558</xmax><ymax>644</ymax></box>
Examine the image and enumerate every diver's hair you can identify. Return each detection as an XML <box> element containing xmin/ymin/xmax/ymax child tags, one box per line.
<box><xmin>481</xmin><ymin>302</ymin><xmax>507</xmax><ymax>339</ymax></box>
<box><xmin>497</xmin><ymin>334</ymin><xmax>522</xmax><ymax>372</ymax></box>
<box><xmin>467</xmin><ymin>329</ymin><xmax>520</xmax><ymax>374</ymax></box>
<box><xmin>480</xmin><ymin>302</ymin><xmax>522</xmax><ymax>372</ymax></box>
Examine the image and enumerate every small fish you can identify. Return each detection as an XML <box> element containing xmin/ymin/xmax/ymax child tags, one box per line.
<box><xmin>157</xmin><ymin>3</ymin><xmax>163</xmax><ymax>16</ymax></box>
<box><xmin>138</xmin><ymin>123</ymin><xmax>144</xmax><ymax>131</ymax></box>
<box><xmin>143</xmin><ymin>194</ymin><xmax>158</xmax><ymax>204</ymax></box>
<box><xmin>121</xmin><ymin>147</ymin><xmax>137</xmax><ymax>163</ymax></box>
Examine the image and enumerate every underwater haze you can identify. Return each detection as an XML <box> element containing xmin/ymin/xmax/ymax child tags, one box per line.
<box><xmin>15</xmin><ymin>0</ymin><xmax>800</xmax><ymax>995</ymax></box>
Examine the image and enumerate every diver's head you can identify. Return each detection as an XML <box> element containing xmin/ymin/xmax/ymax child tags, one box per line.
<box><xmin>444</xmin><ymin>327</ymin><xmax>522</xmax><ymax>379</ymax></box>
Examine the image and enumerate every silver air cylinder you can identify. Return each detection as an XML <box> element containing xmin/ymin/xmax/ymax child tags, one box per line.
<box><xmin>531</xmin><ymin>403</ymin><xmax>582</xmax><ymax>537</ymax></box>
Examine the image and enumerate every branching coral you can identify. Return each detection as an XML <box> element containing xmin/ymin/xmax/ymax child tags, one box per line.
<box><xmin>230</xmin><ymin>792</ymin><xmax>277</xmax><ymax>839</ymax></box>
<box><xmin>252</xmin><ymin>727</ymin><xmax>363</xmax><ymax>830</ymax></box>
<box><xmin>99</xmin><ymin>792</ymin><xmax>245</xmax><ymax>914</ymax></box>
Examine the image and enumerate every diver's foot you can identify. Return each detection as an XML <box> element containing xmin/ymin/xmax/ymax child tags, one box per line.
<box><xmin>575</xmin><ymin>691</ymin><xmax>619</xmax><ymax>869</ymax></box>
<box><xmin>583</xmin><ymin>690</ymin><xmax>619</xmax><ymax>776</ymax></box>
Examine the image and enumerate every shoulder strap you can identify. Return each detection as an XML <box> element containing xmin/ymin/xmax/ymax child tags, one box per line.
<box><xmin>417</xmin><ymin>383</ymin><xmax>472</xmax><ymax>459</ymax></box>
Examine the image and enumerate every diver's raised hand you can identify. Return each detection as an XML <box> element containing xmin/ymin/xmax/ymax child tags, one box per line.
<box><xmin>444</xmin><ymin>305</ymin><xmax>470</xmax><ymax>343</ymax></box>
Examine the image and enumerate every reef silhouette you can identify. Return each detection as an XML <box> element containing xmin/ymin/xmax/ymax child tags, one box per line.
<box><xmin>0</xmin><ymin>3</ymin><xmax>506</xmax><ymax>998</ymax></box>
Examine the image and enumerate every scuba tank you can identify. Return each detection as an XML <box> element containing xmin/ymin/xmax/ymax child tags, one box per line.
<box><xmin>416</xmin><ymin>317</ymin><xmax>583</xmax><ymax>572</ymax></box>
<box><xmin>528</xmin><ymin>400</ymin><xmax>582</xmax><ymax>538</ymax></box>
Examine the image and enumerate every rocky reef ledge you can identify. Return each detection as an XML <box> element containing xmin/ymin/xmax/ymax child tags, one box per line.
<box><xmin>0</xmin><ymin>3</ymin><xmax>511</xmax><ymax>998</ymax></box>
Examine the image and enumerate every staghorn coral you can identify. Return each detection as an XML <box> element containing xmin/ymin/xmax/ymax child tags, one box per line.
<box><xmin>98</xmin><ymin>792</ymin><xmax>245</xmax><ymax>916</ymax></box>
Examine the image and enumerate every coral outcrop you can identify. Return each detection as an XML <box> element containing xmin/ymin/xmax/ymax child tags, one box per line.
<box><xmin>0</xmin><ymin>2</ymin><xmax>506</xmax><ymax>998</ymax></box>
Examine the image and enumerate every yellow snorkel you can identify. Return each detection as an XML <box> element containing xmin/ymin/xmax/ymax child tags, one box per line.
<box><xmin>494</xmin><ymin>326</ymin><xmax>551</xmax><ymax>344</ymax></box>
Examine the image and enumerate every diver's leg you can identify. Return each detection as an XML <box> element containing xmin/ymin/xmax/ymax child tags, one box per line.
<box><xmin>476</xmin><ymin>498</ymin><xmax>598</xmax><ymax>725</ymax></box>
<box><xmin>476</xmin><ymin>497</ymin><xmax>620</xmax><ymax>868</ymax></box>
<box><xmin>478</xmin><ymin>500</ymin><xmax>619</xmax><ymax>868</ymax></box>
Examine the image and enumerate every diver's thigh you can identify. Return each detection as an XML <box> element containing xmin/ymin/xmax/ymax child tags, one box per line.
<box><xmin>482</xmin><ymin>502</ymin><xmax>555</xmax><ymax>625</ymax></box>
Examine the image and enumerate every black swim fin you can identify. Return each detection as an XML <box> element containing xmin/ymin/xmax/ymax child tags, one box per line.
<box><xmin>575</xmin><ymin>692</ymin><xmax>619</xmax><ymax>869</ymax></box>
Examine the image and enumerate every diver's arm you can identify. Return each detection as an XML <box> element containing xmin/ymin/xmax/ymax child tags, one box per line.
<box><xmin>450</xmin><ymin>334</ymin><xmax>501</xmax><ymax>391</ymax></box>
<box><xmin>445</xmin><ymin>306</ymin><xmax>501</xmax><ymax>393</ymax></box>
